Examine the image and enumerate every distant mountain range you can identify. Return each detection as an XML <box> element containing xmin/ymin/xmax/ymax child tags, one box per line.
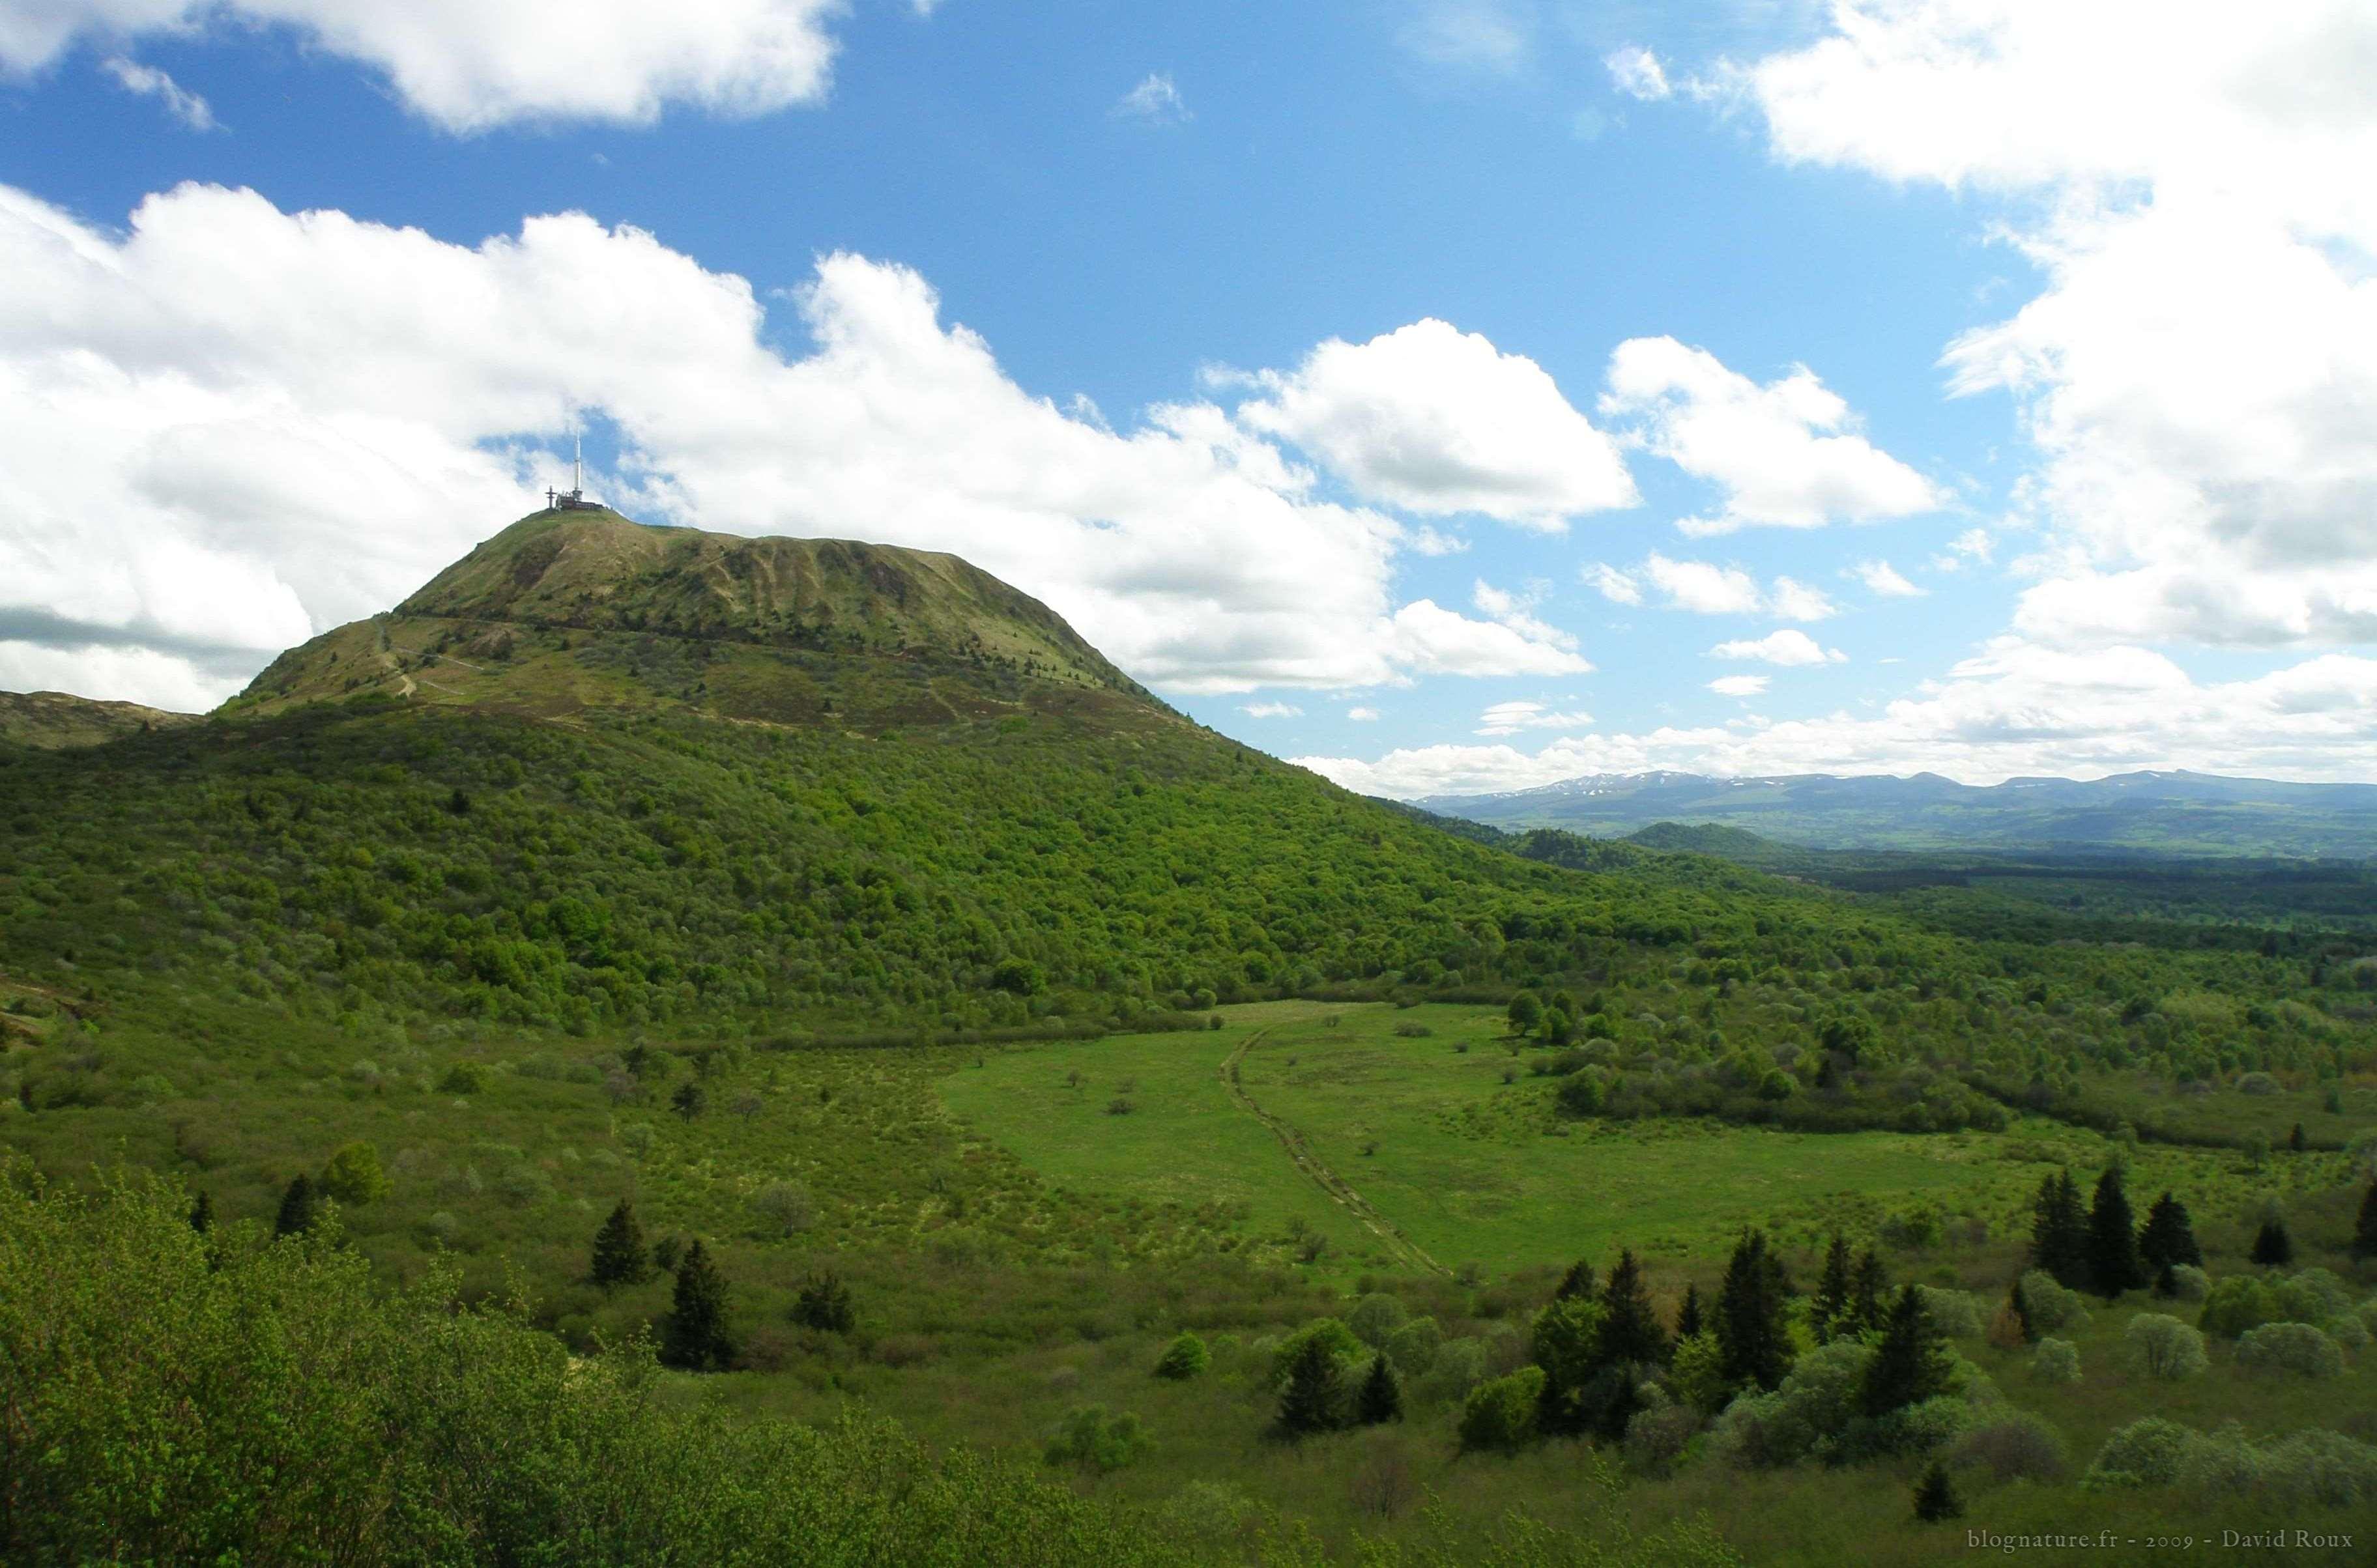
<box><xmin>1415</xmin><ymin>769</ymin><xmax>2377</xmax><ymax>859</ymax></box>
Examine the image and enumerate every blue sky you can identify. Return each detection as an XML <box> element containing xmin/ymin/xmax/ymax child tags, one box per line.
<box><xmin>4</xmin><ymin>1</ymin><xmax>2374</xmax><ymax>790</ymax></box>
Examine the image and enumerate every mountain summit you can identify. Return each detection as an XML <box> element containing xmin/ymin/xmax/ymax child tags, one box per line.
<box><xmin>229</xmin><ymin>507</ymin><xmax>1164</xmax><ymax>731</ymax></box>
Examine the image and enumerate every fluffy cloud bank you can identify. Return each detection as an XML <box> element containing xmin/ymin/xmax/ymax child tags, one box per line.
<box><xmin>1297</xmin><ymin>640</ymin><xmax>2377</xmax><ymax>795</ymax></box>
<box><xmin>1730</xmin><ymin>0</ymin><xmax>2377</xmax><ymax>651</ymax></box>
<box><xmin>1233</xmin><ymin>319</ymin><xmax>1636</xmax><ymax>531</ymax></box>
<box><xmin>1</xmin><ymin>0</ymin><xmax>848</xmax><ymax>130</ymax></box>
<box><xmin>0</xmin><ymin>183</ymin><xmax>1589</xmax><ymax>707</ymax></box>
<box><xmin>1601</xmin><ymin>335</ymin><xmax>1940</xmax><ymax>535</ymax></box>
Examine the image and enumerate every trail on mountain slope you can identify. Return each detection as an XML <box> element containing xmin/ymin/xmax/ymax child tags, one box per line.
<box><xmin>1220</xmin><ymin>1029</ymin><xmax>1447</xmax><ymax>1277</ymax></box>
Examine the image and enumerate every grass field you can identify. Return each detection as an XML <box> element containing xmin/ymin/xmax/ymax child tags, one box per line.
<box><xmin>942</xmin><ymin>1003</ymin><xmax>2356</xmax><ymax>1281</ymax></box>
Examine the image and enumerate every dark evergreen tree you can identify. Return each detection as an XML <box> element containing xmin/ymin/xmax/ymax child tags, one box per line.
<box><xmin>2004</xmin><ymin>1277</ymin><xmax>2034</xmax><ymax>1343</ymax></box>
<box><xmin>1551</xmin><ymin>1258</ymin><xmax>1596</xmax><ymax>1301</ymax></box>
<box><xmin>1598</xmin><ymin>1250</ymin><xmax>1669</xmax><ymax>1368</ymax></box>
<box><xmin>1714</xmin><ymin>1231</ymin><xmax>1793</xmax><ymax>1391</ymax></box>
<box><xmin>1675</xmin><ymin>1283</ymin><xmax>1704</xmax><ymax>1342</ymax></box>
<box><xmin>2027</xmin><ymin>1169</ymin><xmax>2088</xmax><ymax>1289</ymax></box>
<box><xmin>589</xmin><ymin>1199</ymin><xmax>650</xmax><ymax>1288</ymax></box>
<box><xmin>793</xmin><ymin>1271</ymin><xmax>856</xmax><ymax>1333</ymax></box>
<box><xmin>2083</xmin><ymin>1166</ymin><xmax>2146</xmax><ymax>1300</ymax></box>
<box><xmin>1809</xmin><ymin>1234</ymin><xmax>1853</xmax><ymax>1343</ymax></box>
<box><xmin>274</xmin><ymin>1173</ymin><xmax>319</xmax><ymax>1238</ymax></box>
<box><xmin>2251</xmin><ymin>1218</ymin><xmax>2294</xmax><ymax>1267</ymax></box>
<box><xmin>2352</xmin><ymin>1181</ymin><xmax>2377</xmax><ymax>1264</ymax></box>
<box><xmin>671</xmin><ymin>1082</ymin><xmax>707</xmax><ymax>1121</ymax></box>
<box><xmin>1912</xmin><ymin>1462</ymin><xmax>1963</xmax><ymax>1522</ymax></box>
<box><xmin>659</xmin><ymin>1240</ymin><xmax>734</xmax><ymax>1371</ymax></box>
<box><xmin>1355</xmin><ymin>1353</ymin><xmax>1403</xmax><ymax>1426</ymax></box>
<box><xmin>2152</xmin><ymin>1262</ymin><xmax>2180</xmax><ymax>1299</ymax></box>
<box><xmin>1862</xmin><ymin>1285</ymin><xmax>1953</xmax><ymax>1418</ymax></box>
<box><xmin>1849</xmin><ymin>1247</ymin><xmax>1890</xmax><ymax>1337</ymax></box>
<box><xmin>2287</xmin><ymin>1122</ymin><xmax>2307</xmax><ymax>1153</ymax></box>
<box><xmin>188</xmin><ymin>1190</ymin><xmax>213</xmax><ymax>1234</ymax></box>
<box><xmin>1276</xmin><ymin>1335</ymin><xmax>1346</xmax><ymax>1436</ymax></box>
<box><xmin>2137</xmin><ymin>1191</ymin><xmax>2203</xmax><ymax>1272</ymax></box>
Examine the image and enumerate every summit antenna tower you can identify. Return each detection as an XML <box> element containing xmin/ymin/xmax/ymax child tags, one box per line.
<box><xmin>547</xmin><ymin>429</ymin><xmax>596</xmax><ymax>511</ymax></box>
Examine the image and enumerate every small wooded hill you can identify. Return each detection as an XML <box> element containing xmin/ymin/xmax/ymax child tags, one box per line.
<box><xmin>0</xmin><ymin>691</ymin><xmax>197</xmax><ymax>750</ymax></box>
<box><xmin>1</xmin><ymin>509</ymin><xmax>1950</xmax><ymax>1038</ymax></box>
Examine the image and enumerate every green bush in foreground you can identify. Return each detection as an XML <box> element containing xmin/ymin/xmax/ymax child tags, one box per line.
<box><xmin>1154</xmin><ymin>1332</ymin><xmax>1210</xmax><ymax>1380</ymax></box>
<box><xmin>0</xmin><ymin>1167</ymin><xmax>1202</xmax><ymax>1566</ymax></box>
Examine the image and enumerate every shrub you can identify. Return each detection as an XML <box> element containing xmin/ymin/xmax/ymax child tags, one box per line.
<box><xmin>1269</xmin><ymin>1319</ymin><xmax>1364</xmax><ymax>1388</ymax></box>
<box><xmin>2029</xmin><ymin>1338</ymin><xmax>2081</xmax><ymax>1384</ymax></box>
<box><xmin>1708</xmin><ymin>1339</ymin><xmax>1873</xmax><ymax>1469</ymax></box>
<box><xmin>2123</xmin><ymin>1315</ymin><xmax>2208</xmax><ymax>1380</ymax></box>
<box><xmin>1624</xmin><ymin>1404</ymin><xmax>1698</xmax><ymax>1475</ymax></box>
<box><xmin>1916</xmin><ymin>1287</ymin><xmax>1985</xmax><ymax>1340</ymax></box>
<box><xmin>1384</xmin><ymin>1317</ymin><xmax>1441</xmax><ymax>1377</ymax></box>
<box><xmin>2327</xmin><ymin>1313</ymin><xmax>2371</xmax><ymax>1352</ymax></box>
<box><xmin>2015</xmin><ymin>1270</ymin><xmax>2090</xmax><ymax>1334</ymax></box>
<box><xmin>1415</xmin><ymin>1336</ymin><xmax>1487</xmax><ymax>1404</ymax></box>
<box><xmin>1153</xmin><ymin>1333</ymin><xmax>1209</xmax><ymax>1381</ymax></box>
<box><xmin>2164</xmin><ymin>1264</ymin><xmax>2210</xmax><ymax>1304</ymax></box>
<box><xmin>1043</xmin><ymin>1406</ymin><xmax>1151</xmax><ymax>1475</ymax></box>
<box><xmin>793</xmin><ymin>1272</ymin><xmax>856</xmax><ymax>1333</ymax></box>
<box><xmin>1555</xmin><ymin>1074</ymin><xmax>1603</xmax><ymax>1117</ymax></box>
<box><xmin>752</xmin><ymin>1181</ymin><xmax>816</xmax><ymax>1238</ymax></box>
<box><xmin>1347</xmin><ymin>1293</ymin><xmax>1407</xmax><ymax>1350</ymax></box>
<box><xmin>436</xmin><ymin>1061</ymin><xmax>488</xmax><ymax>1095</ymax></box>
<box><xmin>2234</xmin><ymin>1322</ymin><xmax>2345</xmax><ymax>1379</ymax></box>
<box><xmin>1668</xmin><ymin>1332</ymin><xmax>1731</xmax><ymax>1416</ymax></box>
<box><xmin>2273</xmin><ymin>1268</ymin><xmax>2353</xmax><ymax>1325</ymax></box>
<box><xmin>2199</xmin><ymin>1276</ymin><xmax>2282</xmax><ymax>1339</ymax></box>
<box><xmin>1952</xmin><ymin>1412</ymin><xmax>2069</xmax><ymax>1483</ymax></box>
<box><xmin>319</xmin><ymin>1141</ymin><xmax>390</xmax><ymax>1205</ymax></box>
<box><xmin>2086</xmin><ymin>1417</ymin><xmax>2204</xmax><ymax>1489</ymax></box>
<box><xmin>1456</xmin><ymin>1367</ymin><xmax>1544</xmax><ymax>1454</ymax></box>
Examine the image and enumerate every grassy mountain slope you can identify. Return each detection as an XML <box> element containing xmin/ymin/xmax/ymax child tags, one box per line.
<box><xmin>0</xmin><ymin>690</ymin><xmax>197</xmax><ymax>750</ymax></box>
<box><xmin>5</xmin><ymin>508</ymin><xmax>1925</xmax><ymax>1042</ymax></box>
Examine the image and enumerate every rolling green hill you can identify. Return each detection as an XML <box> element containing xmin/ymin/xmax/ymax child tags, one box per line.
<box><xmin>0</xmin><ymin>689</ymin><xmax>198</xmax><ymax>750</ymax></box>
<box><xmin>3</xmin><ymin>507</ymin><xmax>1920</xmax><ymax>1042</ymax></box>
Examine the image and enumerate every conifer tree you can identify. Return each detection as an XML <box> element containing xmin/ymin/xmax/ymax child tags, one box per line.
<box><xmin>274</xmin><ymin>1173</ymin><xmax>320</xmax><ymax>1238</ymax></box>
<box><xmin>1355</xmin><ymin>1353</ymin><xmax>1404</xmax><ymax>1426</ymax></box>
<box><xmin>2251</xmin><ymin>1217</ymin><xmax>2294</xmax><ymax>1267</ymax></box>
<box><xmin>1714</xmin><ymin>1231</ymin><xmax>1793</xmax><ymax>1391</ymax></box>
<box><xmin>590</xmin><ymin>1199</ymin><xmax>650</xmax><ymax>1287</ymax></box>
<box><xmin>1599</xmin><ymin>1250</ymin><xmax>1669</xmax><ymax>1367</ymax></box>
<box><xmin>1862</xmin><ymin>1285</ymin><xmax>1953</xmax><ymax>1418</ymax></box>
<box><xmin>2288</xmin><ymin>1122</ymin><xmax>2307</xmax><ymax>1152</ymax></box>
<box><xmin>2003</xmin><ymin>1277</ymin><xmax>2034</xmax><ymax>1343</ymax></box>
<box><xmin>660</xmin><ymin>1240</ymin><xmax>734</xmax><ymax>1371</ymax></box>
<box><xmin>188</xmin><ymin>1190</ymin><xmax>213</xmax><ymax>1234</ymax></box>
<box><xmin>1809</xmin><ymin>1234</ymin><xmax>1853</xmax><ymax>1343</ymax></box>
<box><xmin>1276</xmin><ymin>1335</ymin><xmax>1346</xmax><ymax>1436</ymax></box>
<box><xmin>2027</xmin><ymin>1169</ymin><xmax>2088</xmax><ymax>1288</ymax></box>
<box><xmin>1849</xmin><ymin>1247</ymin><xmax>1890</xmax><ymax>1336</ymax></box>
<box><xmin>1551</xmin><ymin>1258</ymin><xmax>1596</xmax><ymax>1301</ymax></box>
<box><xmin>1675</xmin><ymin>1283</ymin><xmax>1704</xmax><ymax>1342</ymax></box>
<box><xmin>2352</xmin><ymin>1181</ymin><xmax>2377</xmax><ymax>1263</ymax></box>
<box><xmin>793</xmin><ymin>1271</ymin><xmax>856</xmax><ymax>1333</ymax></box>
<box><xmin>1912</xmin><ymin>1462</ymin><xmax>1963</xmax><ymax>1522</ymax></box>
<box><xmin>2137</xmin><ymin>1191</ymin><xmax>2203</xmax><ymax>1272</ymax></box>
<box><xmin>2084</xmin><ymin>1166</ymin><xmax>2146</xmax><ymax>1300</ymax></box>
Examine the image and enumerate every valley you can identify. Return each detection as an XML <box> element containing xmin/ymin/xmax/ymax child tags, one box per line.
<box><xmin>5</xmin><ymin>509</ymin><xmax>2376</xmax><ymax>1565</ymax></box>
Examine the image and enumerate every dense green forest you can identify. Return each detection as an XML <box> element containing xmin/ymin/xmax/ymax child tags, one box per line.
<box><xmin>5</xmin><ymin>511</ymin><xmax>2375</xmax><ymax>1563</ymax></box>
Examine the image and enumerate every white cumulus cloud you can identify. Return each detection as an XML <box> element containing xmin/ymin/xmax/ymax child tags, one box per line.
<box><xmin>1707</xmin><ymin>674</ymin><xmax>1769</xmax><ymax>698</ymax></box>
<box><xmin>1852</xmin><ymin>558</ymin><xmax>1924</xmax><ymax>597</ymax></box>
<box><xmin>1602</xmin><ymin>335</ymin><xmax>1941</xmax><ymax>535</ymax></box>
<box><xmin>100</xmin><ymin>56</ymin><xmax>217</xmax><ymax>129</ymax></box>
<box><xmin>1241</xmin><ymin>701</ymin><xmax>1303</xmax><ymax>719</ymax></box>
<box><xmin>1476</xmin><ymin>700</ymin><xmax>1593</xmax><ymax>736</ymax></box>
<box><xmin>0</xmin><ymin>182</ymin><xmax>1589</xmax><ymax>708</ymax></box>
<box><xmin>1639</xmin><ymin>552</ymin><xmax>1763</xmax><ymax>615</ymax></box>
<box><xmin>1233</xmin><ymin>319</ymin><xmax>1636</xmax><ymax>530</ymax></box>
<box><xmin>1727</xmin><ymin>1</ymin><xmax>2377</xmax><ymax>651</ymax></box>
<box><xmin>6</xmin><ymin>1</ymin><xmax>850</xmax><ymax>131</ymax></box>
<box><xmin>1295</xmin><ymin>641</ymin><xmax>2377</xmax><ymax>795</ymax></box>
<box><xmin>1114</xmin><ymin>73</ymin><xmax>1189</xmax><ymax>125</ymax></box>
<box><xmin>1709</xmin><ymin>629</ymin><xmax>1844</xmax><ymax>666</ymax></box>
<box><xmin>1604</xmin><ymin>45</ymin><xmax>1669</xmax><ymax>102</ymax></box>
